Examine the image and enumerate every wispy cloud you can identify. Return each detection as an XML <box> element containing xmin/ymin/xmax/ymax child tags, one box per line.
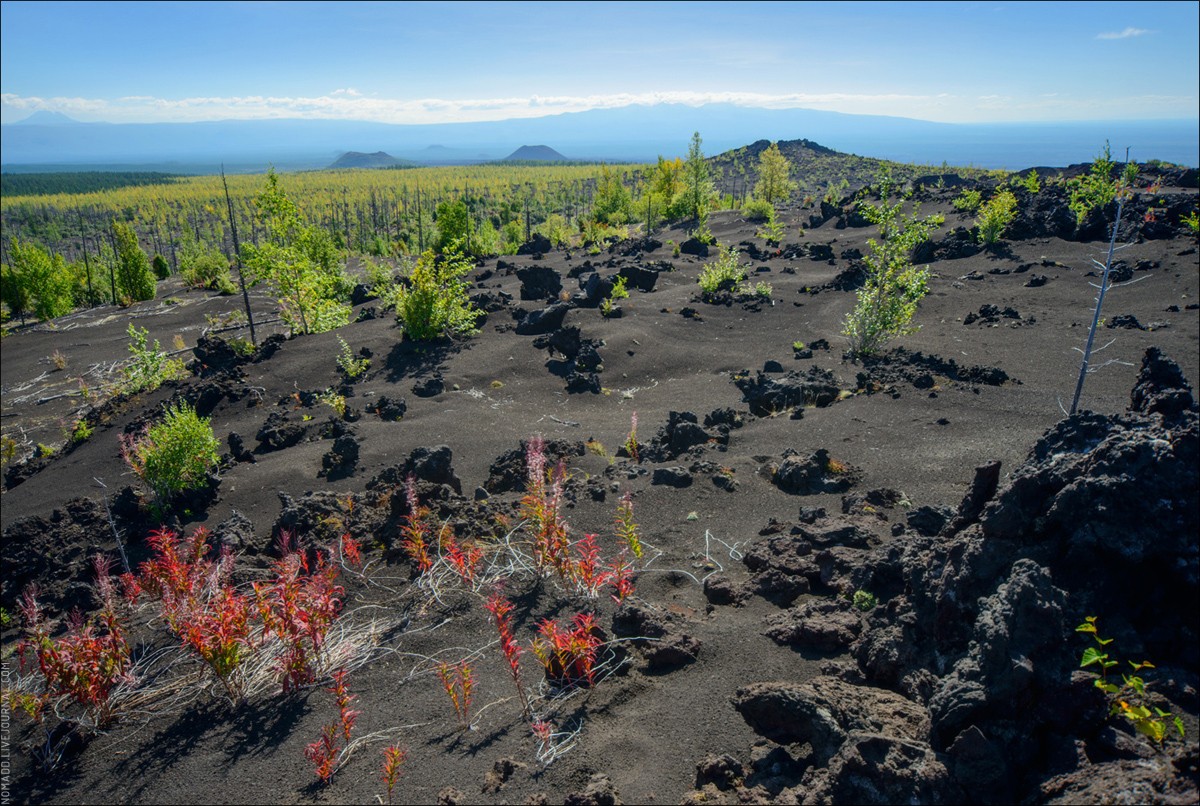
<box><xmin>2</xmin><ymin>90</ymin><xmax>949</xmax><ymax>125</ymax></box>
<box><xmin>3</xmin><ymin>88</ymin><xmax>1194</xmax><ymax>125</ymax></box>
<box><xmin>1097</xmin><ymin>27</ymin><xmax>1149</xmax><ymax>40</ymax></box>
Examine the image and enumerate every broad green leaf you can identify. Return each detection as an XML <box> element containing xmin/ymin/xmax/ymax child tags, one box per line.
<box><xmin>1080</xmin><ymin>647</ymin><xmax>1106</xmax><ymax>667</ymax></box>
<box><xmin>1174</xmin><ymin>716</ymin><xmax>1185</xmax><ymax>737</ymax></box>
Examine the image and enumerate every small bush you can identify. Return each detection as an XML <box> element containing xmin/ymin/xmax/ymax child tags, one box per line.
<box><xmin>390</xmin><ymin>243</ymin><xmax>482</xmax><ymax>341</ymax></box>
<box><xmin>120</xmin><ymin>401</ymin><xmax>220</xmax><ymax>505</ymax></box>
<box><xmin>953</xmin><ymin>189</ymin><xmax>982</xmax><ymax>213</ymax></box>
<box><xmin>852</xmin><ymin>590</ymin><xmax>877</xmax><ymax>611</ymax></box>
<box><xmin>976</xmin><ymin>190</ymin><xmax>1018</xmax><ymax>245</ymax></box>
<box><xmin>742</xmin><ymin>198</ymin><xmax>775</xmax><ymax>222</ymax></box>
<box><xmin>120</xmin><ymin>324</ymin><xmax>187</xmax><ymax>395</ymax></box>
<box><xmin>335</xmin><ymin>337</ymin><xmax>370</xmax><ymax>380</ymax></box>
<box><xmin>179</xmin><ymin>240</ymin><xmax>233</xmax><ymax>292</ymax></box>
<box><xmin>698</xmin><ymin>246</ymin><xmax>748</xmax><ymax>294</ymax></box>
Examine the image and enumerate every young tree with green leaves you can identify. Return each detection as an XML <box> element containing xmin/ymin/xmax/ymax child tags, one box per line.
<box><xmin>755</xmin><ymin>142</ymin><xmax>795</xmax><ymax>206</ymax></box>
<box><xmin>683</xmin><ymin>132</ymin><xmax>715</xmax><ymax>239</ymax></box>
<box><xmin>842</xmin><ymin>172</ymin><xmax>944</xmax><ymax>356</ymax></box>
<box><xmin>7</xmin><ymin>238</ymin><xmax>75</xmax><ymax>321</ymax></box>
<box><xmin>111</xmin><ymin>220</ymin><xmax>157</xmax><ymax>303</ymax></box>
<box><xmin>242</xmin><ymin>168</ymin><xmax>352</xmax><ymax>335</ymax></box>
<box><xmin>591</xmin><ymin>165</ymin><xmax>633</xmax><ymax>226</ymax></box>
<box><xmin>433</xmin><ymin>199</ymin><xmax>470</xmax><ymax>253</ymax></box>
<box><xmin>389</xmin><ymin>241</ymin><xmax>482</xmax><ymax>341</ymax></box>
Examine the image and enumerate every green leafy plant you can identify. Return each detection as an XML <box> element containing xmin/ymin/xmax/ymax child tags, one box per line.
<box><xmin>1077</xmin><ymin>616</ymin><xmax>1184</xmax><ymax>746</ymax></box>
<box><xmin>698</xmin><ymin>246</ymin><xmax>748</xmax><ymax>295</ymax></box>
<box><xmin>1017</xmin><ymin>169</ymin><xmax>1041</xmax><ymax>194</ymax></box>
<box><xmin>317</xmin><ymin>388</ymin><xmax>347</xmax><ymax>419</ymax></box>
<box><xmin>976</xmin><ymin>189</ymin><xmax>1018</xmax><ymax>245</ymax></box>
<box><xmin>120</xmin><ymin>323</ymin><xmax>187</xmax><ymax>395</ymax></box>
<box><xmin>852</xmin><ymin>590</ymin><xmax>877</xmax><ymax>611</ymax></box>
<box><xmin>952</xmin><ymin>189</ymin><xmax>982</xmax><ymax>213</ymax></box>
<box><xmin>600</xmin><ymin>275</ymin><xmax>629</xmax><ymax>317</ymax></box>
<box><xmin>71</xmin><ymin>419</ymin><xmax>93</xmax><ymax>444</ymax></box>
<box><xmin>1068</xmin><ymin>142</ymin><xmax>1119</xmax><ymax>225</ymax></box>
<box><xmin>120</xmin><ymin>401</ymin><xmax>220</xmax><ymax>505</ymax></box>
<box><xmin>842</xmin><ymin>172</ymin><xmax>943</xmax><ymax>356</ymax></box>
<box><xmin>335</xmin><ymin>337</ymin><xmax>370</xmax><ymax>380</ymax></box>
<box><xmin>742</xmin><ymin>197</ymin><xmax>775</xmax><ymax>222</ymax></box>
<box><xmin>1181</xmin><ymin>210</ymin><xmax>1199</xmax><ymax>234</ymax></box>
<box><xmin>242</xmin><ymin>168</ymin><xmax>352</xmax><ymax>335</ymax></box>
<box><xmin>389</xmin><ymin>243</ymin><xmax>482</xmax><ymax>341</ymax></box>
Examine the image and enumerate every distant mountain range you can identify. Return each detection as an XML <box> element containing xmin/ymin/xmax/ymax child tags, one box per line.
<box><xmin>2</xmin><ymin>103</ymin><xmax>1196</xmax><ymax>173</ymax></box>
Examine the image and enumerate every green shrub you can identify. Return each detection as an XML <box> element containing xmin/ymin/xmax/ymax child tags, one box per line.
<box><xmin>179</xmin><ymin>240</ymin><xmax>233</xmax><ymax>292</ymax></box>
<box><xmin>952</xmin><ymin>189</ymin><xmax>982</xmax><ymax>213</ymax></box>
<box><xmin>536</xmin><ymin>214</ymin><xmax>573</xmax><ymax>248</ymax></box>
<box><xmin>152</xmin><ymin>254</ymin><xmax>171</xmax><ymax>280</ymax></box>
<box><xmin>120</xmin><ymin>323</ymin><xmax>187</xmax><ymax>394</ymax></box>
<box><xmin>1181</xmin><ymin>210</ymin><xmax>1199</xmax><ymax>234</ymax></box>
<box><xmin>336</xmin><ymin>336</ymin><xmax>370</xmax><ymax>380</ymax></box>
<box><xmin>120</xmin><ymin>401</ymin><xmax>219</xmax><ymax>505</ymax></box>
<box><xmin>852</xmin><ymin>590</ymin><xmax>877</xmax><ymax>611</ymax></box>
<box><xmin>843</xmin><ymin>172</ymin><xmax>943</xmax><ymax>356</ymax></box>
<box><xmin>742</xmin><ymin>198</ymin><xmax>775</xmax><ymax>222</ymax></box>
<box><xmin>390</xmin><ymin>243</ymin><xmax>482</xmax><ymax>341</ymax></box>
<box><xmin>698</xmin><ymin>246</ymin><xmax>748</xmax><ymax>294</ymax></box>
<box><xmin>1068</xmin><ymin>142</ymin><xmax>1119</xmax><ymax>225</ymax></box>
<box><xmin>976</xmin><ymin>190</ymin><xmax>1018</xmax><ymax>245</ymax></box>
<box><xmin>111</xmin><ymin>220</ymin><xmax>157</xmax><ymax>303</ymax></box>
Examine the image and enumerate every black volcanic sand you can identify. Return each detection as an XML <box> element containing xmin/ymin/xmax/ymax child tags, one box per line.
<box><xmin>2</xmin><ymin>170</ymin><xmax>1198</xmax><ymax>805</ymax></box>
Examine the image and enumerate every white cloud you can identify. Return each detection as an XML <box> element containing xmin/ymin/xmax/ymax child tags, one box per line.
<box><xmin>1097</xmin><ymin>27</ymin><xmax>1149</xmax><ymax>40</ymax></box>
<box><xmin>2</xmin><ymin>88</ymin><xmax>1195</xmax><ymax>125</ymax></box>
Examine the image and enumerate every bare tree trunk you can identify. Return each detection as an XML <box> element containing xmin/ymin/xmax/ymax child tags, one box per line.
<box><xmin>222</xmin><ymin>166</ymin><xmax>257</xmax><ymax>347</ymax></box>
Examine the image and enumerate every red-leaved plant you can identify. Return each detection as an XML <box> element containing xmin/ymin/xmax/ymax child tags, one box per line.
<box><xmin>136</xmin><ymin>527</ymin><xmax>251</xmax><ymax>701</ymax></box>
<box><xmin>484</xmin><ymin>593</ymin><xmax>529</xmax><ymax>718</ymax></box>
<box><xmin>520</xmin><ymin>437</ymin><xmax>571</xmax><ymax>575</ymax></box>
<box><xmin>254</xmin><ymin>532</ymin><xmax>346</xmax><ymax>692</ymax></box>
<box><xmin>380</xmin><ymin>745</ymin><xmax>408</xmax><ymax>804</ymax></box>
<box><xmin>399</xmin><ymin>475</ymin><xmax>434</xmax><ymax>574</ymax></box>
<box><xmin>437</xmin><ymin>660</ymin><xmax>474</xmax><ymax>730</ymax></box>
<box><xmin>530</xmin><ymin>612</ymin><xmax>601</xmax><ymax>689</ymax></box>
<box><xmin>17</xmin><ymin>556</ymin><xmax>132</xmax><ymax>728</ymax></box>
<box><xmin>304</xmin><ymin>668</ymin><xmax>360</xmax><ymax>784</ymax></box>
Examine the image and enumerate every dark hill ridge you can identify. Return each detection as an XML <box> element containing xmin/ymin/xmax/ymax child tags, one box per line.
<box><xmin>328</xmin><ymin>150</ymin><xmax>415</xmax><ymax>169</ymax></box>
<box><xmin>502</xmin><ymin>144</ymin><xmax>569</xmax><ymax>162</ymax></box>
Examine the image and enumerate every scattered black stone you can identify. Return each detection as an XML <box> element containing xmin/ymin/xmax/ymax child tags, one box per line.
<box><xmin>771</xmin><ymin>449</ymin><xmax>861</xmax><ymax>495</ymax></box>
<box><xmin>516</xmin><ymin>265</ymin><xmax>563</xmax><ymax>301</ymax></box>
<box><xmin>412</xmin><ymin>374</ymin><xmax>445</xmax><ymax>397</ymax></box>
<box><xmin>734</xmin><ymin>367</ymin><xmax>841</xmax><ymax>416</ymax></box>
<box><xmin>515</xmin><ymin>302</ymin><xmax>571</xmax><ymax>335</ymax></box>
<box><xmin>652</xmin><ymin>466</ymin><xmax>693</xmax><ymax>488</ymax></box>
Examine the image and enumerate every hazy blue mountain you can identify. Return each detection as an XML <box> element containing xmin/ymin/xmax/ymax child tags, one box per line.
<box><xmin>501</xmin><ymin>145</ymin><xmax>569</xmax><ymax>162</ymax></box>
<box><xmin>328</xmin><ymin>151</ymin><xmax>416</xmax><ymax>169</ymax></box>
<box><xmin>2</xmin><ymin>104</ymin><xmax>1196</xmax><ymax>172</ymax></box>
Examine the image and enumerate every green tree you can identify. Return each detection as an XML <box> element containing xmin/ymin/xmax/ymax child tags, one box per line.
<box><xmin>842</xmin><ymin>172</ymin><xmax>944</xmax><ymax>356</ymax></box>
<box><xmin>242</xmin><ymin>169</ymin><xmax>351</xmax><ymax>334</ymax></box>
<box><xmin>7</xmin><ymin>238</ymin><xmax>75</xmax><ymax>321</ymax></box>
<box><xmin>683</xmin><ymin>132</ymin><xmax>715</xmax><ymax>238</ymax></box>
<box><xmin>755</xmin><ymin>142</ymin><xmax>794</xmax><ymax>205</ymax></box>
<box><xmin>591</xmin><ymin>165</ymin><xmax>633</xmax><ymax>226</ymax></box>
<box><xmin>389</xmin><ymin>242</ymin><xmax>482</xmax><ymax>341</ymax></box>
<box><xmin>976</xmin><ymin>190</ymin><xmax>1018</xmax><ymax>246</ymax></box>
<box><xmin>433</xmin><ymin>199</ymin><xmax>470</xmax><ymax>253</ymax></box>
<box><xmin>111</xmin><ymin>220</ymin><xmax>157</xmax><ymax>303</ymax></box>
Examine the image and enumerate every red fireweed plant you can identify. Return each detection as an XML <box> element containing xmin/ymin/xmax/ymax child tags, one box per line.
<box><xmin>17</xmin><ymin>556</ymin><xmax>132</xmax><ymax>729</ymax></box>
<box><xmin>484</xmin><ymin>593</ymin><xmax>530</xmax><ymax>718</ymax></box>
<box><xmin>437</xmin><ymin>660</ymin><xmax>475</xmax><ymax>730</ymax></box>
<box><xmin>305</xmin><ymin>668</ymin><xmax>360</xmax><ymax>784</ymax></box>
<box><xmin>400</xmin><ymin>475</ymin><xmax>434</xmax><ymax>575</ymax></box>
<box><xmin>520</xmin><ymin>437</ymin><xmax>571</xmax><ymax>575</ymax></box>
<box><xmin>380</xmin><ymin>745</ymin><xmax>408</xmax><ymax>804</ymax></box>
<box><xmin>254</xmin><ymin>532</ymin><xmax>346</xmax><ymax>693</ymax></box>
<box><xmin>136</xmin><ymin>527</ymin><xmax>252</xmax><ymax>701</ymax></box>
<box><xmin>530</xmin><ymin>613</ymin><xmax>601</xmax><ymax>689</ymax></box>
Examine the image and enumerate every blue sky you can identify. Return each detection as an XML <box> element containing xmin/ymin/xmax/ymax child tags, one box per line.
<box><xmin>2</xmin><ymin>1</ymin><xmax>1197</xmax><ymax>125</ymax></box>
